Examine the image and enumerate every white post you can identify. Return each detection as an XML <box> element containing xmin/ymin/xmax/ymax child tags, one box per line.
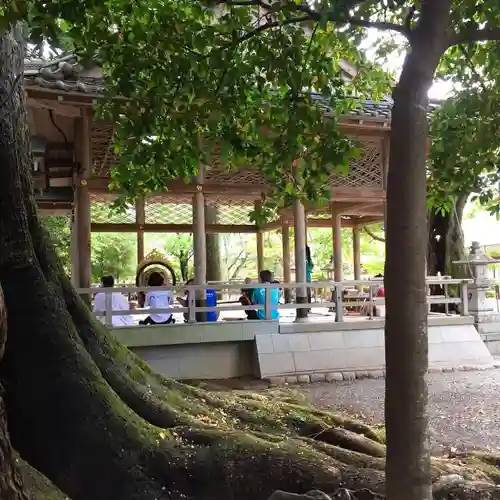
<box><xmin>335</xmin><ymin>284</ymin><xmax>344</xmax><ymax>322</ymax></box>
<box><xmin>188</xmin><ymin>286</ymin><xmax>196</xmax><ymax>323</ymax></box>
<box><xmin>460</xmin><ymin>280</ymin><xmax>469</xmax><ymax>316</ymax></box>
<box><xmin>105</xmin><ymin>291</ymin><xmax>112</xmax><ymax>327</ymax></box>
<box><xmin>265</xmin><ymin>285</ymin><xmax>272</xmax><ymax>320</ymax></box>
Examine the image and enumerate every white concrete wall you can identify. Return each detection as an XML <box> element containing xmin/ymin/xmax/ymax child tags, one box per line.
<box><xmin>131</xmin><ymin>342</ymin><xmax>257</xmax><ymax>379</ymax></box>
<box><xmin>255</xmin><ymin>317</ymin><xmax>494</xmax><ymax>378</ymax></box>
<box><xmin>112</xmin><ymin>320</ymin><xmax>277</xmax><ymax>380</ymax></box>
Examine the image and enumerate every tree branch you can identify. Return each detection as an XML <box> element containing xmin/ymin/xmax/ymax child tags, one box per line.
<box><xmin>451</xmin><ymin>26</ymin><xmax>500</xmax><ymax>47</ymax></box>
<box><xmin>363</xmin><ymin>225</ymin><xmax>385</xmax><ymax>243</ymax></box>
<box><xmin>292</xmin><ymin>3</ymin><xmax>410</xmax><ymax>37</ymax></box>
<box><xmin>458</xmin><ymin>45</ymin><xmax>487</xmax><ymax>93</ymax></box>
<box><xmin>404</xmin><ymin>4</ymin><xmax>416</xmax><ymax>32</ymax></box>
<box><xmin>227</xmin><ymin>250</ymin><xmax>246</xmax><ymax>273</ymax></box>
<box><xmin>217</xmin><ymin>0</ymin><xmax>410</xmax><ymax>43</ymax></box>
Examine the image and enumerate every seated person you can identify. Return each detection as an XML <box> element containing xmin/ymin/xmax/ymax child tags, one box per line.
<box><xmin>93</xmin><ymin>275</ymin><xmax>133</xmax><ymax>327</ymax></box>
<box><xmin>250</xmin><ymin>270</ymin><xmax>280</xmax><ymax>320</ymax></box>
<box><xmin>139</xmin><ymin>272</ymin><xmax>175</xmax><ymax>325</ymax></box>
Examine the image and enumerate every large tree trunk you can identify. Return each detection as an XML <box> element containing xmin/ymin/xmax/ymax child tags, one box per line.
<box><xmin>0</xmin><ymin>296</ymin><xmax>29</xmax><ymax>500</ymax></box>
<box><xmin>384</xmin><ymin>2</ymin><xmax>452</xmax><ymax>500</ymax></box>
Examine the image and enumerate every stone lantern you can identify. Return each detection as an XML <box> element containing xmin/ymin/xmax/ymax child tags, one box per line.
<box><xmin>453</xmin><ymin>241</ymin><xmax>499</xmax><ymax>321</ymax></box>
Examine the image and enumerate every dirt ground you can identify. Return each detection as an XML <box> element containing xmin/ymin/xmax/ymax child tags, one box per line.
<box><xmin>300</xmin><ymin>369</ymin><xmax>500</xmax><ymax>455</ymax></box>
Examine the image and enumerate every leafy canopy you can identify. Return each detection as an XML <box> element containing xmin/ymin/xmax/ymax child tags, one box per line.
<box><xmin>2</xmin><ymin>0</ymin><xmax>390</xmax><ymax>220</ymax></box>
<box><xmin>4</xmin><ymin>0</ymin><xmax>500</xmax><ymax>219</ymax></box>
<box><xmin>428</xmin><ymin>39</ymin><xmax>500</xmax><ymax>215</ymax></box>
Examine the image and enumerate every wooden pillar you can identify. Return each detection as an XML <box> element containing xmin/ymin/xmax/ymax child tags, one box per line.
<box><xmin>332</xmin><ymin>210</ymin><xmax>343</xmax><ymax>282</ymax></box>
<box><xmin>136</xmin><ymin>197</ymin><xmax>145</xmax><ymax>266</ymax></box>
<box><xmin>70</xmin><ymin>215</ymin><xmax>79</xmax><ymax>286</ymax></box>
<box><xmin>255</xmin><ymin>201</ymin><xmax>264</xmax><ymax>273</ymax></box>
<box><xmin>256</xmin><ymin>231</ymin><xmax>264</xmax><ymax>273</ymax></box>
<box><xmin>205</xmin><ymin>203</ymin><xmax>222</xmax><ymax>284</ymax></box>
<box><xmin>353</xmin><ymin>226</ymin><xmax>361</xmax><ymax>281</ymax></box>
<box><xmin>74</xmin><ymin>109</ymin><xmax>92</xmax><ymax>293</ymax></box>
<box><xmin>282</xmin><ymin>219</ymin><xmax>291</xmax><ymax>303</ymax></box>
<box><xmin>193</xmin><ymin>167</ymin><xmax>207</xmax><ymax>321</ymax></box>
<box><xmin>293</xmin><ymin>198</ymin><xmax>308</xmax><ymax>319</ymax></box>
<box><xmin>382</xmin><ymin>136</ymin><xmax>389</xmax><ymax>249</ymax></box>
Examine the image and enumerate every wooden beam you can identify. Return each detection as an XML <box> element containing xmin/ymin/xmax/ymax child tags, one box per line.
<box><xmin>86</xmin><ymin>179</ymin><xmax>388</xmax><ymax>205</ymax></box>
<box><xmin>27</xmin><ymin>98</ymin><xmax>83</xmax><ymax>118</ymax></box>
<box><xmin>38</xmin><ymin>206</ymin><xmax>72</xmax><ymax>216</ymax></box>
<box><xmin>91</xmin><ymin>223</ymin><xmax>257</xmax><ymax>233</ymax></box>
<box><xmin>327</xmin><ymin>201</ymin><xmax>384</xmax><ymax>215</ymax></box>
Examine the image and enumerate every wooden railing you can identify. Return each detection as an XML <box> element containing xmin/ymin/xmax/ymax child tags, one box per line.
<box><xmin>77</xmin><ymin>278</ymin><xmax>472</xmax><ymax>327</ymax></box>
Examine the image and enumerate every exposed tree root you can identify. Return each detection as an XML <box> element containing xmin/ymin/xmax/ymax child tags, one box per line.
<box><xmin>16</xmin><ymin>456</ymin><xmax>69</xmax><ymax>500</ymax></box>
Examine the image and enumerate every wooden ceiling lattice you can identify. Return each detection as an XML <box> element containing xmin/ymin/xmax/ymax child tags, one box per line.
<box><xmin>91</xmin><ymin>124</ymin><xmax>116</xmax><ymax>177</ymax></box>
<box><xmin>90</xmin><ymin>194</ymin><xmax>136</xmax><ymax>224</ymax></box>
<box><xmin>145</xmin><ymin>200</ymin><xmax>193</xmax><ymax>225</ymax></box>
<box><xmin>329</xmin><ymin>139</ymin><xmax>383</xmax><ymax>188</ymax></box>
<box><xmin>89</xmin><ymin>128</ymin><xmax>383</xmax><ymax>190</ymax></box>
<box><xmin>207</xmin><ymin>199</ymin><xmax>254</xmax><ymax>225</ymax></box>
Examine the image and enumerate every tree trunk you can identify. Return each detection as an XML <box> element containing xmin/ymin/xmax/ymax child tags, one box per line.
<box><xmin>384</xmin><ymin>2</ymin><xmax>452</xmax><ymax>500</ymax></box>
<box><xmin>0</xmin><ymin>294</ymin><xmax>29</xmax><ymax>500</ymax></box>
<box><xmin>427</xmin><ymin>195</ymin><xmax>468</xmax><ymax>313</ymax></box>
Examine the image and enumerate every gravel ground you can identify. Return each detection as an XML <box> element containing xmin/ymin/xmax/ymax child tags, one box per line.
<box><xmin>300</xmin><ymin>369</ymin><xmax>500</xmax><ymax>455</ymax></box>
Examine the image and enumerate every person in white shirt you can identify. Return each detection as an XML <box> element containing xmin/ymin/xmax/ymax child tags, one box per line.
<box><xmin>93</xmin><ymin>275</ymin><xmax>133</xmax><ymax>327</ymax></box>
<box><xmin>139</xmin><ymin>272</ymin><xmax>175</xmax><ymax>325</ymax></box>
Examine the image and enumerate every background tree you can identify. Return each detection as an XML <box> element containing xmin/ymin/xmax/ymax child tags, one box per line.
<box><xmin>90</xmin><ymin>233</ymin><xmax>136</xmax><ymax>283</ymax></box>
<box><xmin>162</xmin><ymin>234</ymin><xmax>194</xmax><ymax>282</ymax></box>
<box><xmin>427</xmin><ymin>87</ymin><xmax>500</xmax><ymax>277</ymax></box>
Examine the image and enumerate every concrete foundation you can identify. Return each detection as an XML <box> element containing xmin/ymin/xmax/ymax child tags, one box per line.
<box><xmin>255</xmin><ymin>316</ymin><xmax>494</xmax><ymax>378</ymax></box>
<box><xmin>475</xmin><ymin>313</ymin><xmax>500</xmax><ymax>355</ymax></box>
<box><xmin>112</xmin><ymin>315</ymin><xmax>494</xmax><ymax>381</ymax></box>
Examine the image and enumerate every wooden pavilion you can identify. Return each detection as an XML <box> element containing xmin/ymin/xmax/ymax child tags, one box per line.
<box><xmin>24</xmin><ymin>54</ymin><xmax>390</xmax><ymax>297</ymax></box>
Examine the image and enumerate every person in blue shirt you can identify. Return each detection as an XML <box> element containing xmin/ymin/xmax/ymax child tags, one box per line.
<box><xmin>250</xmin><ymin>270</ymin><xmax>280</xmax><ymax>320</ymax></box>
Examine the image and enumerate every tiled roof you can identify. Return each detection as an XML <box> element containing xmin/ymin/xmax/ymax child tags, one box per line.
<box><xmin>24</xmin><ymin>54</ymin><xmax>393</xmax><ymax>120</ymax></box>
<box><xmin>24</xmin><ymin>55</ymin><xmax>105</xmax><ymax>94</ymax></box>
